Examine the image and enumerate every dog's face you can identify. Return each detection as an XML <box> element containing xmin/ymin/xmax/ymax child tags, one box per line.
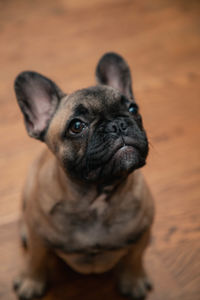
<box><xmin>15</xmin><ymin>53</ymin><xmax>148</xmax><ymax>184</ymax></box>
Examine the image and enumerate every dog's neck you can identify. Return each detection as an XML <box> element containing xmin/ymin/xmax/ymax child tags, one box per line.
<box><xmin>55</xmin><ymin>158</ymin><xmax>127</xmax><ymax>205</ymax></box>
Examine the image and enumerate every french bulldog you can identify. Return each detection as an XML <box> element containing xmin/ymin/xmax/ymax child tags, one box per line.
<box><xmin>13</xmin><ymin>52</ymin><xmax>154</xmax><ymax>300</ymax></box>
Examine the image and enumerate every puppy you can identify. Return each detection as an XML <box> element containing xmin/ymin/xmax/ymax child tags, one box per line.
<box><xmin>13</xmin><ymin>53</ymin><xmax>154</xmax><ymax>300</ymax></box>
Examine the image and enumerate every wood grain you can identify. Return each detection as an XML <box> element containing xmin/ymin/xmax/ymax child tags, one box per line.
<box><xmin>0</xmin><ymin>0</ymin><xmax>200</xmax><ymax>299</ymax></box>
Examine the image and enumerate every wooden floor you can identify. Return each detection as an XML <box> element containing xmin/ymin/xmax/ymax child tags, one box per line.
<box><xmin>0</xmin><ymin>0</ymin><xmax>200</xmax><ymax>299</ymax></box>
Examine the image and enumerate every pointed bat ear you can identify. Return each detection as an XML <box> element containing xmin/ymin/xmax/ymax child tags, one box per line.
<box><xmin>95</xmin><ymin>52</ymin><xmax>134</xmax><ymax>99</ymax></box>
<box><xmin>14</xmin><ymin>71</ymin><xmax>64</xmax><ymax>141</ymax></box>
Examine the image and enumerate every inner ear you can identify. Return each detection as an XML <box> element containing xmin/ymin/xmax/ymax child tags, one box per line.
<box><xmin>96</xmin><ymin>52</ymin><xmax>134</xmax><ymax>99</ymax></box>
<box><xmin>14</xmin><ymin>71</ymin><xmax>64</xmax><ymax>141</ymax></box>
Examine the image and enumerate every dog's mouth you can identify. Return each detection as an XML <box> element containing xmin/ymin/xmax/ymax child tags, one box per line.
<box><xmin>84</xmin><ymin>137</ymin><xmax>146</xmax><ymax>182</ymax></box>
<box><xmin>112</xmin><ymin>136</ymin><xmax>141</xmax><ymax>156</ymax></box>
<box><xmin>113</xmin><ymin>144</ymin><xmax>135</xmax><ymax>160</ymax></box>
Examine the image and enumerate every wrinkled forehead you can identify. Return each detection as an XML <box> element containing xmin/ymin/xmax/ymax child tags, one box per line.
<box><xmin>61</xmin><ymin>86</ymin><xmax>124</xmax><ymax>117</ymax></box>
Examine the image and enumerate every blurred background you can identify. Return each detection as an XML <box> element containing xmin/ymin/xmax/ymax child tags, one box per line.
<box><xmin>0</xmin><ymin>0</ymin><xmax>200</xmax><ymax>299</ymax></box>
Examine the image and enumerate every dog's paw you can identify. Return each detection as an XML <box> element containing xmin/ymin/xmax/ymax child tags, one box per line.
<box><xmin>13</xmin><ymin>275</ymin><xmax>47</xmax><ymax>300</ymax></box>
<box><xmin>118</xmin><ymin>274</ymin><xmax>152</xmax><ymax>299</ymax></box>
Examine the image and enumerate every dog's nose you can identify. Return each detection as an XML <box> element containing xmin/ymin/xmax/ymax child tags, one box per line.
<box><xmin>119</xmin><ymin>120</ymin><xmax>128</xmax><ymax>132</ymax></box>
<box><xmin>107</xmin><ymin>120</ymin><xmax>128</xmax><ymax>134</ymax></box>
<box><xmin>108</xmin><ymin>122</ymin><xmax>118</xmax><ymax>133</ymax></box>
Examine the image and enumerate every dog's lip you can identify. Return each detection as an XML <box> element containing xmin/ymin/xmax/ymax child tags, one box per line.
<box><xmin>112</xmin><ymin>138</ymin><xmax>140</xmax><ymax>154</ymax></box>
<box><xmin>117</xmin><ymin>144</ymin><xmax>134</xmax><ymax>151</ymax></box>
<box><xmin>112</xmin><ymin>144</ymin><xmax>136</xmax><ymax>159</ymax></box>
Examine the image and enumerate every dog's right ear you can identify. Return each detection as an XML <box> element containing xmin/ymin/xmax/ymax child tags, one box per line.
<box><xmin>14</xmin><ymin>71</ymin><xmax>64</xmax><ymax>141</ymax></box>
<box><xmin>96</xmin><ymin>52</ymin><xmax>134</xmax><ymax>100</ymax></box>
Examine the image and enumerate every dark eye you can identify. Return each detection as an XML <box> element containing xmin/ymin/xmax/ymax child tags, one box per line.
<box><xmin>69</xmin><ymin>119</ymin><xmax>86</xmax><ymax>135</ymax></box>
<box><xmin>128</xmin><ymin>104</ymin><xmax>138</xmax><ymax>115</ymax></box>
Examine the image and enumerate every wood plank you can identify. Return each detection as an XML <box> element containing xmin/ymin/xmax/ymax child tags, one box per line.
<box><xmin>0</xmin><ymin>0</ymin><xmax>199</xmax><ymax>299</ymax></box>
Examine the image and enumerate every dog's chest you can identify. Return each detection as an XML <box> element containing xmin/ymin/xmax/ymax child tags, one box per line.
<box><xmin>48</xmin><ymin>193</ymin><xmax>142</xmax><ymax>252</ymax></box>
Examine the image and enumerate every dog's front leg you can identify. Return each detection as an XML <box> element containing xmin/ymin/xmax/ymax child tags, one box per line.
<box><xmin>117</xmin><ymin>228</ymin><xmax>152</xmax><ymax>299</ymax></box>
<box><xmin>13</xmin><ymin>226</ymin><xmax>49</xmax><ymax>300</ymax></box>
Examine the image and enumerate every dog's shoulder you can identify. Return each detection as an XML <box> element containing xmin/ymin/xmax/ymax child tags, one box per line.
<box><xmin>22</xmin><ymin>148</ymin><xmax>57</xmax><ymax>213</ymax></box>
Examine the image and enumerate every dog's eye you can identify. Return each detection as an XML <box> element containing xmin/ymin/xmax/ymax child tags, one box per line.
<box><xmin>69</xmin><ymin>120</ymin><xmax>86</xmax><ymax>135</ymax></box>
<box><xmin>128</xmin><ymin>104</ymin><xmax>138</xmax><ymax>115</ymax></box>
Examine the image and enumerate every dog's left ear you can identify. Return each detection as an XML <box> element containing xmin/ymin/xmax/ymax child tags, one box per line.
<box><xmin>14</xmin><ymin>71</ymin><xmax>64</xmax><ymax>141</ymax></box>
<box><xmin>96</xmin><ymin>52</ymin><xmax>134</xmax><ymax>99</ymax></box>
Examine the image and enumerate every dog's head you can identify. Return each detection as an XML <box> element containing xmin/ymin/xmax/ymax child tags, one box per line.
<box><xmin>15</xmin><ymin>53</ymin><xmax>148</xmax><ymax>184</ymax></box>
